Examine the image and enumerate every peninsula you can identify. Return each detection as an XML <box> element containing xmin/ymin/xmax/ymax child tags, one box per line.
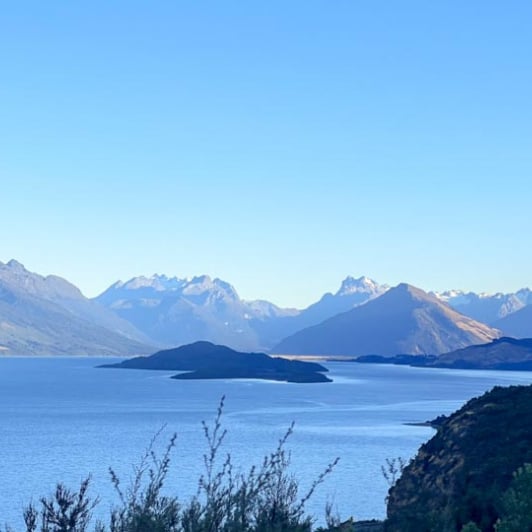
<box><xmin>355</xmin><ymin>337</ymin><xmax>532</xmax><ymax>371</ymax></box>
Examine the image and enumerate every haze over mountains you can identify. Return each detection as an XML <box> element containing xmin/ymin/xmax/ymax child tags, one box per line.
<box><xmin>0</xmin><ymin>260</ymin><xmax>151</xmax><ymax>356</ymax></box>
<box><xmin>96</xmin><ymin>274</ymin><xmax>295</xmax><ymax>352</ymax></box>
<box><xmin>274</xmin><ymin>284</ymin><xmax>499</xmax><ymax>356</ymax></box>
<box><xmin>492</xmin><ymin>305</ymin><xmax>532</xmax><ymax>339</ymax></box>
<box><xmin>434</xmin><ymin>288</ymin><xmax>532</xmax><ymax>324</ymax></box>
<box><xmin>95</xmin><ymin>273</ymin><xmax>387</xmax><ymax>351</ymax></box>
<box><xmin>1</xmin><ymin>259</ymin><xmax>531</xmax><ymax>357</ymax></box>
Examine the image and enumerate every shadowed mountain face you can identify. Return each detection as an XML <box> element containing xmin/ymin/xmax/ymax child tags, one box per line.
<box><xmin>100</xmin><ymin>340</ymin><xmax>331</xmax><ymax>383</ymax></box>
<box><xmin>492</xmin><ymin>304</ymin><xmax>532</xmax><ymax>338</ymax></box>
<box><xmin>0</xmin><ymin>260</ymin><xmax>152</xmax><ymax>356</ymax></box>
<box><xmin>95</xmin><ymin>274</ymin><xmax>387</xmax><ymax>351</ymax></box>
<box><xmin>273</xmin><ymin>284</ymin><xmax>500</xmax><ymax>356</ymax></box>
<box><xmin>386</xmin><ymin>384</ymin><xmax>532</xmax><ymax>531</ymax></box>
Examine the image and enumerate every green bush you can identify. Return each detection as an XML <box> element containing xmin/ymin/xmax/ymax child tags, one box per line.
<box><xmin>20</xmin><ymin>477</ymin><xmax>100</xmax><ymax>532</ymax></box>
<box><xmin>495</xmin><ymin>463</ymin><xmax>532</xmax><ymax>532</ymax></box>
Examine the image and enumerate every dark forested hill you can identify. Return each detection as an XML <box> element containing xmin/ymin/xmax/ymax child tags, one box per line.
<box><xmin>386</xmin><ymin>384</ymin><xmax>532</xmax><ymax>531</ymax></box>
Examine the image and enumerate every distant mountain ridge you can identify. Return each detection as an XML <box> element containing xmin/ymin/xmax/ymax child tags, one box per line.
<box><xmin>248</xmin><ymin>275</ymin><xmax>389</xmax><ymax>349</ymax></box>
<box><xmin>273</xmin><ymin>283</ymin><xmax>500</xmax><ymax>356</ymax></box>
<box><xmin>95</xmin><ymin>274</ymin><xmax>388</xmax><ymax>351</ymax></box>
<box><xmin>96</xmin><ymin>274</ymin><xmax>295</xmax><ymax>351</ymax></box>
<box><xmin>98</xmin><ymin>273</ymin><xmax>532</xmax><ymax>349</ymax></box>
<box><xmin>434</xmin><ymin>288</ymin><xmax>532</xmax><ymax>325</ymax></box>
<box><xmin>94</xmin><ymin>273</ymin><xmax>532</xmax><ymax>352</ymax></box>
<box><xmin>0</xmin><ymin>260</ymin><xmax>152</xmax><ymax>356</ymax></box>
<box><xmin>294</xmin><ymin>275</ymin><xmax>389</xmax><ymax>324</ymax></box>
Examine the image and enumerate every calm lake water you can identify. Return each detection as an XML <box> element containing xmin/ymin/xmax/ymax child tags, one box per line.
<box><xmin>1</xmin><ymin>358</ymin><xmax>532</xmax><ymax>529</ymax></box>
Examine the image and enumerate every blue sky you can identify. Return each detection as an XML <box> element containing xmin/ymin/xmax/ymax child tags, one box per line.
<box><xmin>1</xmin><ymin>1</ymin><xmax>531</xmax><ymax>307</ymax></box>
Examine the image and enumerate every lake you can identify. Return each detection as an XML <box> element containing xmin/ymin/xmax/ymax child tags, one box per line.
<box><xmin>1</xmin><ymin>357</ymin><xmax>532</xmax><ymax>529</ymax></box>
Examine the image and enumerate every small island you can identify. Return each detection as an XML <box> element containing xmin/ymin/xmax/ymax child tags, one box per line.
<box><xmin>99</xmin><ymin>341</ymin><xmax>332</xmax><ymax>383</ymax></box>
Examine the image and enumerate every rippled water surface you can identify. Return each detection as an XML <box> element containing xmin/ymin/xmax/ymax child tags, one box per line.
<box><xmin>2</xmin><ymin>357</ymin><xmax>532</xmax><ymax>529</ymax></box>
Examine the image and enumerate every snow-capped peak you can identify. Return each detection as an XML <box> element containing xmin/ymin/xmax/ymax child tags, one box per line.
<box><xmin>435</xmin><ymin>289</ymin><xmax>507</xmax><ymax>305</ymax></box>
<box><xmin>122</xmin><ymin>274</ymin><xmax>185</xmax><ymax>292</ymax></box>
<box><xmin>336</xmin><ymin>275</ymin><xmax>384</xmax><ymax>296</ymax></box>
<box><xmin>181</xmin><ymin>275</ymin><xmax>239</xmax><ymax>300</ymax></box>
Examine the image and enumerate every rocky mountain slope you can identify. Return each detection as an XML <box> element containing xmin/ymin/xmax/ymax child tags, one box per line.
<box><xmin>274</xmin><ymin>284</ymin><xmax>500</xmax><ymax>356</ymax></box>
<box><xmin>386</xmin><ymin>384</ymin><xmax>532</xmax><ymax>531</ymax></box>
<box><xmin>0</xmin><ymin>260</ymin><xmax>151</xmax><ymax>356</ymax></box>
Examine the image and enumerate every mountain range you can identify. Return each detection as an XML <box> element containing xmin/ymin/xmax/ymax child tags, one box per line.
<box><xmin>95</xmin><ymin>273</ymin><xmax>387</xmax><ymax>351</ymax></box>
<box><xmin>1</xmin><ymin>259</ymin><xmax>531</xmax><ymax>357</ymax></box>
<box><xmin>274</xmin><ymin>284</ymin><xmax>499</xmax><ymax>356</ymax></box>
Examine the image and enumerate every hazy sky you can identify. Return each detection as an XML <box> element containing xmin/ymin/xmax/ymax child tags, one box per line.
<box><xmin>1</xmin><ymin>1</ymin><xmax>531</xmax><ymax>307</ymax></box>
